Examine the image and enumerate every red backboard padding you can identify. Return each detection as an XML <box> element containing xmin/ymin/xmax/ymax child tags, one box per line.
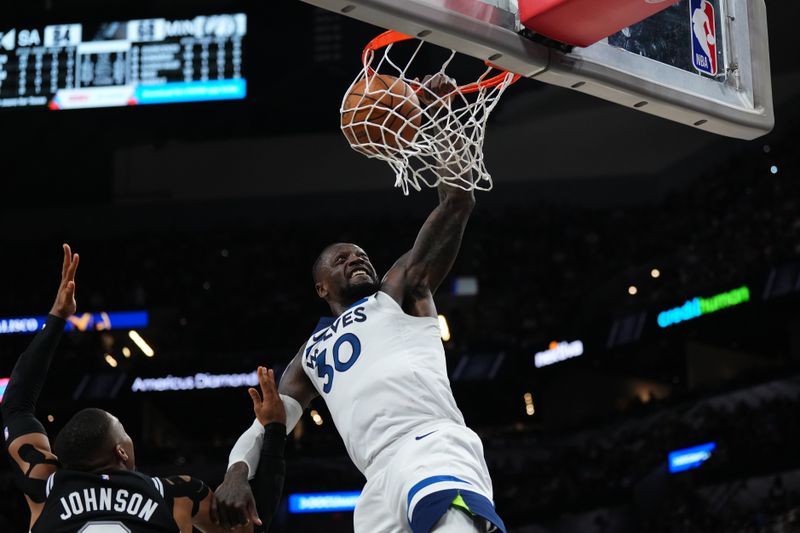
<box><xmin>519</xmin><ymin>0</ymin><xmax>681</xmax><ymax>47</ymax></box>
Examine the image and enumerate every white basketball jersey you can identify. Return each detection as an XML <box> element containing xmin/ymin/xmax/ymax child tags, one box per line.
<box><xmin>302</xmin><ymin>291</ymin><xmax>466</xmax><ymax>475</ymax></box>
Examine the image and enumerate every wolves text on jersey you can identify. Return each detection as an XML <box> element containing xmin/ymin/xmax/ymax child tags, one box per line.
<box><xmin>304</xmin><ymin>305</ymin><xmax>367</xmax><ymax>394</ymax></box>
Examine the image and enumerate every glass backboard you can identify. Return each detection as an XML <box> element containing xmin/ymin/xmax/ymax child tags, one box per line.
<box><xmin>298</xmin><ymin>0</ymin><xmax>773</xmax><ymax>139</ymax></box>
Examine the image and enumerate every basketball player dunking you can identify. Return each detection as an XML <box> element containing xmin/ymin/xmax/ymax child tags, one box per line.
<box><xmin>2</xmin><ymin>245</ymin><xmax>287</xmax><ymax>532</ymax></box>
<box><xmin>220</xmin><ymin>76</ymin><xmax>505</xmax><ymax>533</ymax></box>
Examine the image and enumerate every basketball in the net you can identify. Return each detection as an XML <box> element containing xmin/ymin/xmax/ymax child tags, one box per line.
<box><xmin>341</xmin><ymin>74</ymin><xmax>422</xmax><ymax>155</ymax></box>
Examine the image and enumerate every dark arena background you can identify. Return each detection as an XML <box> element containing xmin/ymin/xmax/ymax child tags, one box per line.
<box><xmin>2</xmin><ymin>1</ymin><xmax>800</xmax><ymax>532</ymax></box>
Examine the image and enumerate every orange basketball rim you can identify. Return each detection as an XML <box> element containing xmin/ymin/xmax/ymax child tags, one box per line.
<box><xmin>362</xmin><ymin>30</ymin><xmax>521</xmax><ymax>94</ymax></box>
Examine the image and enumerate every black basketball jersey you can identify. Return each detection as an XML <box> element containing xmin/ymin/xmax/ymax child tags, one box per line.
<box><xmin>32</xmin><ymin>469</ymin><xmax>180</xmax><ymax>533</ymax></box>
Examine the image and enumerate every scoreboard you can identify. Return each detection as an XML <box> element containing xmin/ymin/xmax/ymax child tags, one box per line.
<box><xmin>0</xmin><ymin>13</ymin><xmax>246</xmax><ymax>110</ymax></box>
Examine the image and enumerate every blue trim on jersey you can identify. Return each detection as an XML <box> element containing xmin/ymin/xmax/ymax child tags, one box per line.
<box><xmin>313</xmin><ymin>296</ymin><xmax>372</xmax><ymax>334</ymax></box>
<box><xmin>407</xmin><ymin>475</ymin><xmax>470</xmax><ymax>507</ymax></box>
<box><xmin>313</xmin><ymin>317</ymin><xmax>335</xmax><ymax>334</ymax></box>
<box><xmin>459</xmin><ymin>490</ymin><xmax>506</xmax><ymax>533</ymax></box>
<box><xmin>347</xmin><ymin>296</ymin><xmax>371</xmax><ymax>309</ymax></box>
<box><xmin>409</xmin><ymin>489</ymin><xmax>507</xmax><ymax>533</ymax></box>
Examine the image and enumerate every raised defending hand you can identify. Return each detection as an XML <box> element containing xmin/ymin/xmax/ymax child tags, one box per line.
<box><xmin>249</xmin><ymin>366</ymin><xmax>286</xmax><ymax>426</ymax></box>
<box><xmin>50</xmin><ymin>244</ymin><xmax>79</xmax><ymax>320</ymax></box>
<box><xmin>211</xmin><ymin>367</ymin><xmax>285</xmax><ymax>529</ymax></box>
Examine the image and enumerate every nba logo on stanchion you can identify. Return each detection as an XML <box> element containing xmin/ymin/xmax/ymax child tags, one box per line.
<box><xmin>690</xmin><ymin>0</ymin><xmax>717</xmax><ymax>76</ymax></box>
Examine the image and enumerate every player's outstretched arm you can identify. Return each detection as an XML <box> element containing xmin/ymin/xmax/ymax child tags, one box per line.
<box><xmin>1</xmin><ymin>244</ymin><xmax>79</xmax><ymax>527</ymax></box>
<box><xmin>214</xmin><ymin>365</ymin><xmax>297</xmax><ymax>531</ymax></box>
<box><xmin>382</xmin><ymin>75</ymin><xmax>475</xmax><ymax>317</ymax></box>
<box><xmin>381</xmin><ymin>181</ymin><xmax>474</xmax><ymax>318</ymax></box>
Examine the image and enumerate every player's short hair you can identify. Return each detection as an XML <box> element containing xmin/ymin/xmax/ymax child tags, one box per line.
<box><xmin>312</xmin><ymin>243</ymin><xmax>345</xmax><ymax>283</ymax></box>
<box><xmin>53</xmin><ymin>408</ymin><xmax>114</xmax><ymax>471</ymax></box>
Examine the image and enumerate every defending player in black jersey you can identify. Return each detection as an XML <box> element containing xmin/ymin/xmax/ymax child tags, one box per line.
<box><xmin>1</xmin><ymin>245</ymin><xmax>287</xmax><ymax>532</ymax></box>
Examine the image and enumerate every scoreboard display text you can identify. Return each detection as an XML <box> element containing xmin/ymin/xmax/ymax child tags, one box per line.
<box><xmin>0</xmin><ymin>13</ymin><xmax>246</xmax><ymax>110</ymax></box>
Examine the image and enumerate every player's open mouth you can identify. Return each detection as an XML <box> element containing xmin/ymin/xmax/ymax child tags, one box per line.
<box><xmin>350</xmin><ymin>269</ymin><xmax>370</xmax><ymax>280</ymax></box>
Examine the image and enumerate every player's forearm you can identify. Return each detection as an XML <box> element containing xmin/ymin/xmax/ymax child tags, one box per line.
<box><xmin>2</xmin><ymin>315</ymin><xmax>66</xmax><ymax>441</ymax></box>
<box><xmin>219</xmin><ymin>422</ymin><xmax>286</xmax><ymax>532</ymax></box>
<box><xmin>251</xmin><ymin>423</ymin><xmax>287</xmax><ymax>531</ymax></box>
<box><xmin>435</xmin><ymin>126</ymin><xmax>475</xmax><ymax>213</ymax></box>
<box><xmin>228</xmin><ymin>419</ymin><xmax>265</xmax><ymax>479</ymax></box>
<box><xmin>2</xmin><ymin>315</ymin><xmax>66</xmax><ymax>420</ymax></box>
<box><xmin>437</xmin><ymin>180</ymin><xmax>475</xmax><ymax>210</ymax></box>
<box><xmin>226</xmin><ymin>391</ymin><xmax>299</xmax><ymax>478</ymax></box>
<box><xmin>404</xmin><ymin>193</ymin><xmax>474</xmax><ymax>292</ymax></box>
<box><xmin>427</xmin><ymin>178</ymin><xmax>476</xmax><ymax>245</ymax></box>
<box><xmin>434</xmin><ymin>102</ymin><xmax>475</xmax><ymax>207</ymax></box>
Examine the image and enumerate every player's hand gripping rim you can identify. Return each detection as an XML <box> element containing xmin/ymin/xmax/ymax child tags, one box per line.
<box><xmin>415</xmin><ymin>73</ymin><xmax>458</xmax><ymax>113</ymax></box>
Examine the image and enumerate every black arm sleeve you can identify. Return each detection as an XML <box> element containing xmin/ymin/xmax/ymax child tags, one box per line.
<box><xmin>161</xmin><ymin>476</ymin><xmax>210</xmax><ymax>517</ymax></box>
<box><xmin>251</xmin><ymin>422</ymin><xmax>287</xmax><ymax>532</ymax></box>
<box><xmin>1</xmin><ymin>315</ymin><xmax>66</xmax><ymax>445</ymax></box>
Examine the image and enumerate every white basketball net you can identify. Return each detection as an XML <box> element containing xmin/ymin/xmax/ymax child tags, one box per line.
<box><xmin>340</xmin><ymin>34</ymin><xmax>518</xmax><ymax>195</ymax></box>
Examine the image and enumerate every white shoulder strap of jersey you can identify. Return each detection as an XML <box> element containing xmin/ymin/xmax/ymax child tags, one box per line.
<box><xmin>151</xmin><ymin>476</ymin><xmax>165</xmax><ymax>497</ymax></box>
<box><xmin>45</xmin><ymin>472</ymin><xmax>56</xmax><ymax>497</ymax></box>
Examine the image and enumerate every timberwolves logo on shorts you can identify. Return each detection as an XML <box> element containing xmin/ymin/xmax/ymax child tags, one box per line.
<box><xmin>690</xmin><ymin>0</ymin><xmax>718</xmax><ymax>76</ymax></box>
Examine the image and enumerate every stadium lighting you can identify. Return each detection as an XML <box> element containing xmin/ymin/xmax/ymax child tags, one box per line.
<box><xmin>131</xmin><ymin>371</ymin><xmax>258</xmax><ymax>392</ymax></box>
<box><xmin>534</xmin><ymin>340</ymin><xmax>584</xmax><ymax>368</ymax></box>
<box><xmin>524</xmin><ymin>392</ymin><xmax>535</xmax><ymax>416</ymax></box>
<box><xmin>657</xmin><ymin>286</ymin><xmax>750</xmax><ymax>328</ymax></box>
<box><xmin>128</xmin><ymin>330</ymin><xmax>155</xmax><ymax>357</ymax></box>
<box><xmin>310</xmin><ymin>410</ymin><xmax>324</xmax><ymax>426</ymax></box>
<box><xmin>651</xmin><ymin>268</ymin><xmax>661</xmax><ymax>279</ymax></box>
<box><xmin>452</xmin><ymin>276</ymin><xmax>479</xmax><ymax>296</ymax></box>
<box><xmin>122</xmin><ymin>347</ymin><xmax>131</xmax><ymax>358</ymax></box>
<box><xmin>104</xmin><ymin>354</ymin><xmax>119</xmax><ymax>368</ymax></box>
<box><xmin>288</xmin><ymin>492</ymin><xmax>361</xmax><ymax>514</ymax></box>
<box><xmin>0</xmin><ymin>377</ymin><xmax>9</xmax><ymax>403</ymax></box>
<box><xmin>668</xmin><ymin>442</ymin><xmax>716</xmax><ymax>473</ymax></box>
<box><xmin>438</xmin><ymin>314</ymin><xmax>451</xmax><ymax>341</ymax></box>
<box><xmin>628</xmin><ymin>286</ymin><xmax>638</xmax><ymax>296</ymax></box>
<box><xmin>0</xmin><ymin>310</ymin><xmax>149</xmax><ymax>336</ymax></box>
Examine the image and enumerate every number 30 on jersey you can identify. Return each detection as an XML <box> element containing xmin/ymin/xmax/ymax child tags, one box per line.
<box><xmin>305</xmin><ymin>333</ymin><xmax>362</xmax><ymax>394</ymax></box>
